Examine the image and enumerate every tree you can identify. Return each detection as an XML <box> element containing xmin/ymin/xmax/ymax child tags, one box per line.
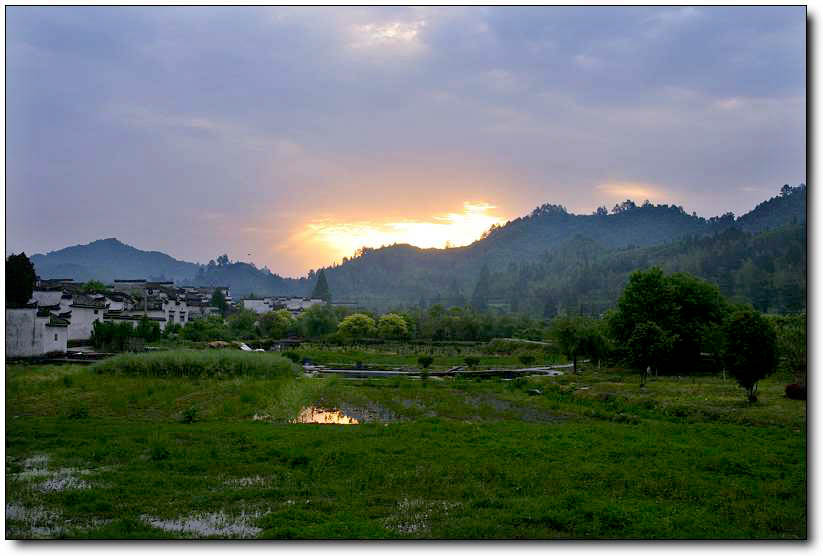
<box><xmin>722</xmin><ymin>310</ymin><xmax>778</xmax><ymax>402</ymax></box>
<box><xmin>551</xmin><ymin>316</ymin><xmax>592</xmax><ymax>374</ymax></box>
<box><xmin>627</xmin><ymin>322</ymin><xmax>672</xmax><ymax>386</ymax></box>
<box><xmin>770</xmin><ymin>313</ymin><xmax>806</xmax><ymax>383</ymax></box>
<box><xmin>298</xmin><ymin>304</ymin><xmax>338</xmax><ymax>337</ymax></box>
<box><xmin>216</xmin><ymin>254</ymin><xmax>230</xmax><ymax>267</ymax></box>
<box><xmin>82</xmin><ymin>280</ymin><xmax>107</xmax><ymax>294</ymax></box>
<box><xmin>259</xmin><ymin>309</ymin><xmax>295</xmax><ymax>339</ymax></box>
<box><xmin>464</xmin><ymin>356</ymin><xmax>480</xmax><ymax>369</ymax></box>
<box><xmin>311</xmin><ymin>269</ymin><xmax>331</xmax><ymax>302</ymax></box>
<box><xmin>471</xmin><ymin>264</ymin><xmax>491</xmax><ymax>312</ymax></box>
<box><xmin>6</xmin><ymin>252</ymin><xmax>36</xmax><ymax>307</ymax></box>
<box><xmin>609</xmin><ymin>268</ymin><xmax>728</xmax><ymax>374</ymax></box>
<box><xmin>135</xmin><ymin>317</ymin><xmax>162</xmax><ymax>342</ymax></box>
<box><xmin>338</xmin><ymin>313</ymin><xmax>376</xmax><ymax>339</ymax></box>
<box><xmin>210</xmin><ymin>289</ymin><xmax>228</xmax><ymax>317</ymax></box>
<box><xmin>377</xmin><ymin>313</ymin><xmax>409</xmax><ymax>340</ymax></box>
<box><xmin>228</xmin><ymin>309</ymin><xmax>258</xmax><ymax>339</ymax></box>
<box><xmin>519</xmin><ymin>354</ymin><xmax>536</xmax><ymax>367</ymax></box>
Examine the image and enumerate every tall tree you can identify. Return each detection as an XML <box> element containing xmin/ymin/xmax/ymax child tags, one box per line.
<box><xmin>210</xmin><ymin>289</ymin><xmax>228</xmax><ymax>317</ymax></box>
<box><xmin>6</xmin><ymin>252</ymin><xmax>36</xmax><ymax>307</ymax></box>
<box><xmin>471</xmin><ymin>264</ymin><xmax>491</xmax><ymax>312</ymax></box>
<box><xmin>312</xmin><ymin>269</ymin><xmax>331</xmax><ymax>302</ymax></box>
<box><xmin>723</xmin><ymin>310</ymin><xmax>778</xmax><ymax>402</ymax></box>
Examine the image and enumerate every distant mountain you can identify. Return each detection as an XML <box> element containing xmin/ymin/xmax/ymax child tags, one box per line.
<box><xmin>187</xmin><ymin>262</ymin><xmax>309</xmax><ymax>298</ymax></box>
<box><xmin>317</xmin><ymin>184</ymin><xmax>806</xmax><ymax>312</ymax></box>
<box><xmin>31</xmin><ymin>238</ymin><xmax>201</xmax><ymax>284</ymax></box>
<box><xmin>27</xmin><ymin>184</ymin><xmax>806</xmax><ymax>312</ymax></box>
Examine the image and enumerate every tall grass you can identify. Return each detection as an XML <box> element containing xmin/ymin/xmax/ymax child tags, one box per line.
<box><xmin>92</xmin><ymin>350</ymin><xmax>299</xmax><ymax>379</ymax></box>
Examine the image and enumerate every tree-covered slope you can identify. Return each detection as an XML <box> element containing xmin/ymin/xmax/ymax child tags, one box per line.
<box><xmin>31</xmin><ymin>238</ymin><xmax>201</xmax><ymax>283</ymax></box>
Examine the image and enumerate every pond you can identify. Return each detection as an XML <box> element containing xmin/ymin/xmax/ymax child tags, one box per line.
<box><xmin>290</xmin><ymin>406</ymin><xmax>360</xmax><ymax>425</ymax></box>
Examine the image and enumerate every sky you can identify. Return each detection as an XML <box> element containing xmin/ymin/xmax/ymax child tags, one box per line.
<box><xmin>5</xmin><ymin>6</ymin><xmax>806</xmax><ymax>276</ymax></box>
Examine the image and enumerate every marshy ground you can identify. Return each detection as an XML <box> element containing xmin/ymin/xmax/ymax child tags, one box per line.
<box><xmin>5</xmin><ymin>352</ymin><xmax>806</xmax><ymax>539</ymax></box>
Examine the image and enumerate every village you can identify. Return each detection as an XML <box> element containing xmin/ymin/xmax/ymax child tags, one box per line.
<box><xmin>5</xmin><ymin>277</ymin><xmax>325</xmax><ymax>358</ymax></box>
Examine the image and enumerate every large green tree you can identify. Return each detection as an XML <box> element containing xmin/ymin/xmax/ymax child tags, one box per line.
<box><xmin>298</xmin><ymin>304</ymin><xmax>338</xmax><ymax>337</ymax></box>
<box><xmin>377</xmin><ymin>313</ymin><xmax>409</xmax><ymax>340</ymax></box>
<box><xmin>6</xmin><ymin>253</ymin><xmax>36</xmax><ymax>307</ymax></box>
<box><xmin>609</xmin><ymin>267</ymin><xmax>728</xmax><ymax>374</ymax></box>
<box><xmin>338</xmin><ymin>313</ymin><xmax>376</xmax><ymax>339</ymax></box>
<box><xmin>627</xmin><ymin>321</ymin><xmax>672</xmax><ymax>385</ymax></box>
<box><xmin>551</xmin><ymin>315</ymin><xmax>603</xmax><ymax>373</ymax></box>
<box><xmin>311</xmin><ymin>269</ymin><xmax>331</xmax><ymax>302</ymax></box>
<box><xmin>723</xmin><ymin>309</ymin><xmax>778</xmax><ymax>402</ymax></box>
<box><xmin>259</xmin><ymin>309</ymin><xmax>295</xmax><ymax>339</ymax></box>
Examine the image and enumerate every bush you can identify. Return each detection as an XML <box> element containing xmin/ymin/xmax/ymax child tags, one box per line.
<box><xmin>785</xmin><ymin>383</ymin><xmax>806</xmax><ymax>401</ymax></box>
<box><xmin>417</xmin><ymin>355</ymin><xmax>434</xmax><ymax>369</ymax></box>
<box><xmin>92</xmin><ymin>350</ymin><xmax>299</xmax><ymax>379</ymax></box>
<box><xmin>180</xmin><ymin>405</ymin><xmax>198</xmax><ymax>424</ymax></box>
<box><xmin>518</xmin><ymin>354</ymin><xmax>536</xmax><ymax>367</ymax></box>
<box><xmin>281</xmin><ymin>351</ymin><xmax>301</xmax><ymax>364</ymax></box>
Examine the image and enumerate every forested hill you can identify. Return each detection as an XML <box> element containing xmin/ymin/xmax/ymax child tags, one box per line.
<box><xmin>30</xmin><ymin>238</ymin><xmax>201</xmax><ymax>283</ymax></box>
<box><xmin>28</xmin><ymin>184</ymin><xmax>805</xmax><ymax>308</ymax></box>
<box><xmin>319</xmin><ymin>184</ymin><xmax>806</xmax><ymax>312</ymax></box>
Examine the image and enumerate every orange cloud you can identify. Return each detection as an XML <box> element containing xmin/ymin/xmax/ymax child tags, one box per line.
<box><xmin>282</xmin><ymin>201</ymin><xmax>507</xmax><ymax>266</ymax></box>
<box><xmin>596</xmin><ymin>182</ymin><xmax>671</xmax><ymax>202</ymax></box>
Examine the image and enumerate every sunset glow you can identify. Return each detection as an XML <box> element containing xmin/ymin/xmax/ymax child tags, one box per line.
<box><xmin>292</xmin><ymin>202</ymin><xmax>506</xmax><ymax>264</ymax></box>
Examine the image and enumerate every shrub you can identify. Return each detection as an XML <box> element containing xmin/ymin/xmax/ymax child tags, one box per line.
<box><xmin>181</xmin><ymin>405</ymin><xmax>198</xmax><ymax>424</ymax></box>
<box><xmin>723</xmin><ymin>310</ymin><xmax>778</xmax><ymax>402</ymax></box>
<box><xmin>417</xmin><ymin>355</ymin><xmax>434</xmax><ymax>369</ymax></box>
<box><xmin>281</xmin><ymin>351</ymin><xmax>301</xmax><ymax>364</ymax></box>
<box><xmin>62</xmin><ymin>375</ymin><xmax>74</xmax><ymax>388</ymax></box>
<box><xmin>518</xmin><ymin>354</ymin><xmax>536</xmax><ymax>367</ymax></box>
<box><xmin>785</xmin><ymin>383</ymin><xmax>806</xmax><ymax>401</ymax></box>
<box><xmin>92</xmin><ymin>350</ymin><xmax>299</xmax><ymax>379</ymax></box>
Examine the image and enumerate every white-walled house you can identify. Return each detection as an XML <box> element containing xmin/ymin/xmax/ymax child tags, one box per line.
<box><xmin>242</xmin><ymin>298</ymin><xmax>273</xmax><ymax>314</ymax></box>
<box><xmin>5</xmin><ymin>307</ymin><xmax>68</xmax><ymax>357</ymax></box>
<box><xmin>67</xmin><ymin>297</ymin><xmax>108</xmax><ymax>341</ymax></box>
<box><xmin>163</xmin><ymin>298</ymin><xmax>189</xmax><ymax>327</ymax></box>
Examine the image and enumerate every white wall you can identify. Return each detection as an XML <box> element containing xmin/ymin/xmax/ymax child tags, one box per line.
<box><xmin>68</xmin><ymin>306</ymin><xmax>105</xmax><ymax>341</ymax></box>
<box><xmin>243</xmin><ymin>299</ymin><xmax>271</xmax><ymax>314</ymax></box>
<box><xmin>164</xmin><ymin>300</ymin><xmax>189</xmax><ymax>326</ymax></box>
<box><xmin>6</xmin><ymin>308</ymin><xmax>39</xmax><ymax>357</ymax></box>
<box><xmin>42</xmin><ymin>325</ymin><xmax>68</xmax><ymax>354</ymax></box>
<box><xmin>5</xmin><ymin>309</ymin><xmax>67</xmax><ymax>357</ymax></box>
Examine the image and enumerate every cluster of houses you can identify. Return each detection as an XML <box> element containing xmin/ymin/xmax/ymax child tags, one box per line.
<box><xmin>242</xmin><ymin>296</ymin><xmax>324</xmax><ymax>316</ymax></box>
<box><xmin>6</xmin><ymin>277</ymin><xmax>324</xmax><ymax>358</ymax></box>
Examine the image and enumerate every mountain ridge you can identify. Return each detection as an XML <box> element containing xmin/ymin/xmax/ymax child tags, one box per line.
<box><xmin>26</xmin><ymin>184</ymin><xmax>806</xmax><ymax>310</ymax></box>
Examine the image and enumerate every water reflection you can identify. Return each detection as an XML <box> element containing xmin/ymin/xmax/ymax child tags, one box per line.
<box><xmin>290</xmin><ymin>406</ymin><xmax>360</xmax><ymax>425</ymax></box>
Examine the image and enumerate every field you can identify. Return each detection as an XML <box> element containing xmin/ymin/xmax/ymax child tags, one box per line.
<box><xmin>5</xmin><ymin>348</ymin><xmax>806</xmax><ymax>539</ymax></box>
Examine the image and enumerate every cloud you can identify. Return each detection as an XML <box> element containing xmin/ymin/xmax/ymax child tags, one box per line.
<box><xmin>596</xmin><ymin>182</ymin><xmax>673</xmax><ymax>203</ymax></box>
<box><xmin>4</xmin><ymin>6</ymin><xmax>806</xmax><ymax>275</ymax></box>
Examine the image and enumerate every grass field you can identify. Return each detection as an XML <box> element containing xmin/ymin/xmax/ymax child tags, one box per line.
<box><xmin>5</xmin><ymin>353</ymin><xmax>806</xmax><ymax>539</ymax></box>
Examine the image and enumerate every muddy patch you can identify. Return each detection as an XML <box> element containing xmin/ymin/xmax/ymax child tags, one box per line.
<box><xmin>470</xmin><ymin>394</ymin><xmax>565</xmax><ymax>423</ymax></box>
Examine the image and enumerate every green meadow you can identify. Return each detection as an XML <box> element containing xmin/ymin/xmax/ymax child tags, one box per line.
<box><xmin>5</xmin><ymin>351</ymin><xmax>806</xmax><ymax>539</ymax></box>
